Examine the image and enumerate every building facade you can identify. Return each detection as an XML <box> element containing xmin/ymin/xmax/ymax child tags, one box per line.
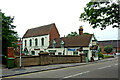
<box><xmin>98</xmin><ymin>40</ymin><xmax>120</xmax><ymax>55</ymax></box>
<box><xmin>22</xmin><ymin>23</ymin><xmax>99</xmax><ymax>61</ymax></box>
<box><xmin>48</xmin><ymin>27</ymin><xmax>98</xmax><ymax>61</ymax></box>
<box><xmin>22</xmin><ymin>23</ymin><xmax>60</xmax><ymax>55</ymax></box>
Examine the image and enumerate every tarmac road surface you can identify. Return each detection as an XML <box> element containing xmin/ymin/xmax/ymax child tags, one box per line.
<box><xmin>2</xmin><ymin>58</ymin><xmax>119</xmax><ymax>79</ymax></box>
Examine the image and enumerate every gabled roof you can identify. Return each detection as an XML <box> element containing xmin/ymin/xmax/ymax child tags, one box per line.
<box><xmin>23</xmin><ymin>23</ymin><xmax>55</xmax><ymax>38</ymax></box>
<box><xmin>49</xmin><ymin>34</ymin><xmax>93</xmax><ymax>48</ymax></box>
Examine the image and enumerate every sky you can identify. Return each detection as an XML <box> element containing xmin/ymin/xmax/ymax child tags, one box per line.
<box><xmin>0</xmin><ymin>0</ymin><xmax>119</xmax><ymax>41</ymax></box>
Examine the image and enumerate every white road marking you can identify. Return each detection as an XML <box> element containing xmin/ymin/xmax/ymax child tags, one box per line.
<box><xmin>98</xmin><ymin>65</ymin><xmax>111</xmax><ymax>70</ymax></box>
<box><xmin>63</xmin><ymin>71</ymin><xmax>90</xmax><ymax>78</ymax></box>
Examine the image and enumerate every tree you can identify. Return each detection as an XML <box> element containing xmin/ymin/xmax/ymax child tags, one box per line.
<box><xmin>1</xmin><ymin>10</ymin><xmax>19</xmax><ymax>58</ymax></box>
<box><xmin>80</xmin><ymin>0</ymin><xmax>119</xmax><ymax>30</ymax></box>
<box><xmin>104</xmin><ymin>45</ymin><xmax>113</xmax><ymax>55</ymax></box>
<box><xmin>66</xmin><ymin>31</ymin><xmax>78</xmax><ymax>37</ymax></box>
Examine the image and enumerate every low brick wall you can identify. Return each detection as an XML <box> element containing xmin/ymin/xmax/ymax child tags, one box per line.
<box><xmin>15</xmin><ymin>54</ymin><xmax>85</xmax><ymax>67</ymax></box>
<box><xmin>15</xmin><ymin>56</ymin><xmax>40</xmax><ymax>67</ymax></box>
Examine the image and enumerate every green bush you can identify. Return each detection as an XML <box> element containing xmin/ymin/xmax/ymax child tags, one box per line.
<box><xmin>98</xmin><ymin>52</ymin><xmax>104</xmax><ymax>59</ymax></box>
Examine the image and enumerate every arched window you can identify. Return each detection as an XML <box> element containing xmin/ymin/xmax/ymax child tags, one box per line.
<box><xmin>25</xmin><ymin>40</ymin><xmax>27</xmax><ymax>47</ymax></box>
<box><xmin>30</xmin><ymin>39</ymin><xmax>32</xmax><ymax>46</ymax></box>
<box><xmin>41</xmin><ymin>38</ymin><xmax>44</xmax><ymax>46</ymax></box>
<box><xmin>35</xmin><ymin>38</ymin><xmax>38</xmax><ymax>46</ymax></box>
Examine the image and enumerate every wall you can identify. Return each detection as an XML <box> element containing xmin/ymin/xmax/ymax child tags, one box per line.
<box><xmin>15</xmin><ymin>56</ymin><xmax>40</xmax><ymax>67</ymax></box>
<box><xmin>15</xmin><ymin>54</ymin><xmax>85</xmax><ymax>67</ymax></box>
<box><xmin>22</xmin><ymin>35</ymin><xmax>49</xmax><ymax>55</ymax></box>
<box><xmin>49</xmin><ymin>25</ymin><xmax>60</xmax><ymax>44</ymax></box>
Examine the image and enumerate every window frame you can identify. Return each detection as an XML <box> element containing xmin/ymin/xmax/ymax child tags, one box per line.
<box><xmin>35</xmin><ymin>38</ymin><xmax>38</xmax><ymax>46</ymax></box>
<box><xmin>41</xmin><ymin>38</ymin><xmax>44</xmax><ymax>46</ymax></box>
<box><xmin>29</xmin><ymin>39</ymin><xmax>32</xmax><ymax>46</ymax></box>
<box><xmin>25</xmin><ymin>40</ymin><xmax>27</xmax><ymax>47</ymax></box>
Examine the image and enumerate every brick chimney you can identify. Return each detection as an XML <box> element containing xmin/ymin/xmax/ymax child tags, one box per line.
<box><xmin>79</xmin><ymin>26</ymin><xmax>83</xmax><ymax>35</ymax></box>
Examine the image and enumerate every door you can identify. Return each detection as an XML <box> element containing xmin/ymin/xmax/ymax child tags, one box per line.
<box><xmin>83</xmin><ymin>50</ymin><xmax>88</xmax><ymax>62</ymax></box>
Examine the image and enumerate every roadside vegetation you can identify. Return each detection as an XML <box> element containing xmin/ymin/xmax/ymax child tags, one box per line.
<box><xmin>104</xmin><ymin>55</ymin><xmax>114</xmax><ymax>58</ymax></box>
<box><xmin>98</xmin><ymin>52</ymin><xmax>104</xmax><ymax>59</ymax></box>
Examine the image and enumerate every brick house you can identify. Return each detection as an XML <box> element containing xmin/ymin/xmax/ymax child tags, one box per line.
<box><xmin>98</xmin><ymin>40</ymin><xmax>120</xmax><ymax>55</ymax></box>
<box><xmin>22</xmin><ymin>23</ymin><xmax>60</xmax><ymax>55</ymax></box>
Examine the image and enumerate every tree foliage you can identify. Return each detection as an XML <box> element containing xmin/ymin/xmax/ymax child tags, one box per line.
<box><xmin>80</xmin><ymin>0</ymin><xmax>119</xmax><ymax>30</ymax></box>
<box><xmin>104</xmin><ymin>45</ymin><xmax>113</xmax><ymax>53</ymax></box>
<box><xmin>66</xmin><ymin>31</ymin><xmax>78</xmax><ymax>37</ymax></box>
<box><xmin>1</xmin><ymin>10</ymin><xmax>19</xmax><ymax>56</ymax></box>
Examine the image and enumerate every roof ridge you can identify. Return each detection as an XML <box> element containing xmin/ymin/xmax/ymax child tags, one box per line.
<box><xmin>29</xmin><ymin>23</ymin><xmax>55</xmax><ymax>30</ymax></box>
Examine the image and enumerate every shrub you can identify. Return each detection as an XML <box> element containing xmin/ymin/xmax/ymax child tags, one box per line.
<box><xmin>98</xmin><ymin>52</ymin><xmax>104</xmax><ymax>59</ymax></box>
<box><xmin>104</xmin><ymin>45</ymin><xmax>113</xmax><ymax>54</ymax></box>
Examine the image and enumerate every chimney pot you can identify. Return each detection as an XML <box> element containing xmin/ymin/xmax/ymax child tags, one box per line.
<box><xmin>79</xmin><ymin>26</ymin><xmax>83</xmax><ymax>35</ymax></box>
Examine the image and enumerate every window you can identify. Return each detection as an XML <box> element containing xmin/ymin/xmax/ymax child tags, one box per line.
<box><xmin>58</xmin><ymin>52</ymin><xmax>62</xmax><ymax>55</ymax></box>
<box><xmin>73</xmin><ymin>51</ymin><xmax>78</xmax><ymax>55</ymax></box>
<box><xmin>35</xmin><ymin>38</ymin><xmax>38</xmax><ymax>46</ymax></box>
<box><xmin>25</xmin><ymin>40</ymin><xmax>27</xmax><ymax>47</ymax></box>
<box><xmin>41</xmin><ymin>38</ymin><xmax>44</xmax><ymax>46</ymax></box>
<box><xmin>31</xmin><ymin>51</ymin><xmax>35</xmax><ymax>55</ymax></box>
<box><xmin>48</xmin><ymin>50</ymin><xmax>56</xmax><ymax>55</ymax></box>
<box><xmin>30</xmin><ymin>39</ymin><xmax>32</xmax><ymax>46</ymax></box>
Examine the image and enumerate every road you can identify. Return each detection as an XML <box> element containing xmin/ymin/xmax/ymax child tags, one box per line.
<box><xmin>2</xmin><ymin>58</ymin><xmax>119</xmax><ymax>79</ymax></box>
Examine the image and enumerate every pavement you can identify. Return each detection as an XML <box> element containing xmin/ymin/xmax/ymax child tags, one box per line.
<box><xmin>1</xmin><ymin>57</ymin><xmax>118</xmax><ymax>78</ymax></box>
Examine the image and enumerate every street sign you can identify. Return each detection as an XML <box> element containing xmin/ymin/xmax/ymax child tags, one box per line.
<box><xmin>18</xmin><ymin>39</ymin><xmax>22</xmax><ymax>45</ymax></box>
<box><xmin>68</xmin><ymin>49</ymin><xmax>76</xmax><ymax>51</ymax></box>
<box><xmin>18</xmin><ymin>38</ymin><xmax>22</xmax><ymax>68</ymax></box>
<box><xmin>34</xmin><ymin>48</ymin><xmax>40</xmax><ymax>50</ymax></box>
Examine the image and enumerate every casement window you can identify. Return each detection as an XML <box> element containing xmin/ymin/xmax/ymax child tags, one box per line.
<box><xmin>30</xmin><ymin>39</ymin><xmax>32</xmax><ymax>46</ymax></box>
<box><xmin>35</xmin><ymin>38</ymin><xmax>38</xmax><ymax>46</ymax></box>
<box><xmin>25</xmin><ymin>40</ymin><xmax>27</xmax><ymax>47</ymax></box>
<box><xmin>41</xmin><ymin>38</ymin><xmax>44</xmax><ymax>46</ymax></box>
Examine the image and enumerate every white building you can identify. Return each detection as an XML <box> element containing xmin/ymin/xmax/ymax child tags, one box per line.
<box><xmin>22</xmin><ymin>23</ymin><xmax>60</xmax><ymax>55</ymax></box>
<box><xmin>48</xmin><ymin>26</ymin><xmax>98</xmax><ymax>61</ymax></box>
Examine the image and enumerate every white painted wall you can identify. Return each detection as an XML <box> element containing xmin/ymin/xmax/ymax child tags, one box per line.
<box><xmin>22</xmin><ymin>35</ymin><xmax>49</xmax><ymax>55</ymax></box>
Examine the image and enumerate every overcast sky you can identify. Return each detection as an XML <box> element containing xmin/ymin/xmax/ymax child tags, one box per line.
<box><xmin>0</xmin><ymin>0</ymin><xmax>119</xmax><ymax>41</ymax></box>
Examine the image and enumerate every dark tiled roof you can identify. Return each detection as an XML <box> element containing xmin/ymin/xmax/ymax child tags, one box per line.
<box><xmin>98</xmin><ymin>40</ymin><xmax>120</xmax><ymax>48</ymax></box>
<box><xmin>23</xmin><ymin>23</ymin><xmax>55</xmax><ymax>38</ymax></box>
<box><xmin>49</xmin><ymin>34</ymin><xmax>92</xmax><ymax>48</ymax></box>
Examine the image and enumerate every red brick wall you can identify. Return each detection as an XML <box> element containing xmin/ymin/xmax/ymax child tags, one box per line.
<box><xmin>15</xmin><ymin>54</ymin><xmax>86</xmax><ymax>66</ymax></box>
<box><xmin>49</xmin><ymin>24</ymin><xmax>60</xmax><ymax>44</ymax></box>
<box><xmin>7</xmin><ymin>47</ymin><xmax>14</xmax><ymax>58</ymax></box>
